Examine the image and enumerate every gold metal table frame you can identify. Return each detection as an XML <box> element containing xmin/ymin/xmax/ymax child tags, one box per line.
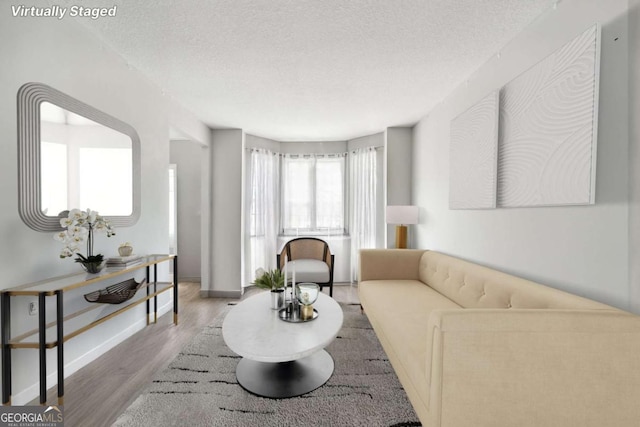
<box><xmin>1</xmin><ymin>254</ymin><xmax>178</xmax><ymax>406</ymax></box>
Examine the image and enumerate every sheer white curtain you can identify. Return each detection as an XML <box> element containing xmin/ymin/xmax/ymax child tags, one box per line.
<box><xmin>245</xmin><ymin>149</ymin><xmax>280</xmax><ymax>285</ymax></box>
<box><xmin>349</xmin><ymin>147</ymin><xmax>377</xmax><ymax>282</ymax></box>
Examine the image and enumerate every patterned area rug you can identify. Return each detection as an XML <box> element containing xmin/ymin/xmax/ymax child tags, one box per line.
<box><xmin>114</xmin><ymin>303</ymin><xmax>421</xmax><ymax>426</ymax></box>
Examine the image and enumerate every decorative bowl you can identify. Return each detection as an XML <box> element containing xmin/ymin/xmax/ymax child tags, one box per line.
<box><xmin>118</xmin><ymin>245</ymin><xmax>133</xmax><ymax>257</ymax></box>
<box><xmin>296</xmin><ymin>282</ymin><xmax>320</xmax><ymax>306</ymax></box>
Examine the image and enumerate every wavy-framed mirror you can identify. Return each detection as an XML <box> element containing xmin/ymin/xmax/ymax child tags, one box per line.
<box><xmin>18</xmin><ymin>82</ymin><xmax>141</xmax><ymax>231</ymax></box>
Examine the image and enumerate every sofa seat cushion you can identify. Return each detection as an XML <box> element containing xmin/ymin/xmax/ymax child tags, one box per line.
<box><xmin>359</xmin><ymin>280</ymin><xmax>461</xmax><ymax>409</ymax></box>
<box><xmin>286</xmin><ymin>259</ymin><xmax>330</xmax><ymax>283</ymax></box>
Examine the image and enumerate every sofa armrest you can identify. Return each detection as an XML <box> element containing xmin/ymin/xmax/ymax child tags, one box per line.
<box><xmin>358</xmin><ymin>249</ymin><xmax>426</xmax><ymax>282</ymax></box>
<box><xmin>426</xmin><ymin>309</ymin><xmax>640</xmax><ymax>427</ymax></box>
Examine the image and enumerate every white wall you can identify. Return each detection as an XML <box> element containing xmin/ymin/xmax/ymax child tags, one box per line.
<box><xmin>280</xmin><ymin>140</ymin><xmax>347</xmax><ymax>154</ymax></box>
<box><xmin>170</xmin><ymin>140</ymin><xmax>203</xmax><ymax>281</ymax></box>
<box><xmin>245</xmin><ymin>133</ymin><xmax>281</xmax><ymax>152</ymax></box>
<box><xmin>0</xmin><ymin>12</ymin><xmax>208</xmax><ymax>403</ymax></box>
<box><xmin>209</xmin><ymin>129</ymin><xmax>244</xmax><ymax>297</ymax></box>
<box><xmin>412</xmin><ymin>0</ymin><xmax>632</xmax><ymax>310</ymax></box>
<box><xmin>630</xmin><ymin>0</ymin><xmax>640</xmax><ymax>313</ymax></box>
<box><xmin>385</xmin><ymin>128</ymin><xmax>413</xmax><ymax>247</ymax></box>
<box><xmin>168</xmin><ymin>84</ymin><xmax>214</xmax><ymax>293</ymax></box>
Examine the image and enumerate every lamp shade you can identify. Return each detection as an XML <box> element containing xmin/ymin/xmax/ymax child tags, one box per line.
<box><xmin>386</xmin><ymin>205</ymin><xmax>419</xmax><ymax>225</ymax></box>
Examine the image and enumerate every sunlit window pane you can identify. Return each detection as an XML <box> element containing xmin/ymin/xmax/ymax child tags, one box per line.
<box><xmin>41</xmin><ymin>141</ymin><xmax>68</xmax><ymax>216</ymax></box>
<box><xmin>79</xmin><ymin>147</ymin><xmax>132</xmax><ymax>215</ymax></box>
<box><xmin>283</xmin><ymin>158</ymin><xmax>313</xmax><ymax>229</ymax></box>
<box><xmin>316</xmin><ymin>159</ymin><xmax>344</xmax><ymax>229</ymax></box>
<box><xmin>282</xmin><ymin>155</ymin><xmax>344</xmax><ymax>233</ymax></box>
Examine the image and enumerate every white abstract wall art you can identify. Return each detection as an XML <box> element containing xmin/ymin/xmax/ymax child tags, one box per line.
<box><xmin>497</xmin><ymin>24</ymin><xmax>600</xmax><ymax>207</ymax></box>
<box><xmin>449</xmin><ymin>90</ymin><xmax>499</xmax><ymax>209</ymax></box>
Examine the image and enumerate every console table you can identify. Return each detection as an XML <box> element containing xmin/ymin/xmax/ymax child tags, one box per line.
<box><xmin>0</xmin><ymin>254</ymin><xmax>178</xmax><ymax>406</ymax></box>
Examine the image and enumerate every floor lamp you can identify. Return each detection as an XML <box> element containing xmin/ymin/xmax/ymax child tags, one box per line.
<box><xmin>386</xmin><ymin>206</ymin><xmax>419</xmax><ymax>249</ymax></box>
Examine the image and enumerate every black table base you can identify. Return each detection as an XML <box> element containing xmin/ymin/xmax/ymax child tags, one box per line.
<box><xmin>235</xmin><ymin>350</ymin><xmax>334</xmax><ymax>399</ymax></box>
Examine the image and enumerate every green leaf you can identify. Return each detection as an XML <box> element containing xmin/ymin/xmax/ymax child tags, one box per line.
<box><xmin>251</xmin><ymin>268</ymin><xmax>285</xmax><ymax>290</ymax></box>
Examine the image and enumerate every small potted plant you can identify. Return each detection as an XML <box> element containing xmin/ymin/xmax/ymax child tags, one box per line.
<box><xmin>253</xmin><ymin>268</ymin><xmax>285</xmax><ymax>309</ymax></box>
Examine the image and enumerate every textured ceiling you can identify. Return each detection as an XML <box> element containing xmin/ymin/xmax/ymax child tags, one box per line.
<box><xmin>65</xmin><ymin>0</ymin><xmax>554</xmax><ymax>141</ymax></box>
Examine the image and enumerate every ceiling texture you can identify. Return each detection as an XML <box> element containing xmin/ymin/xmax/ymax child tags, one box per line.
<box><xmin>65</xmin><ymin>0</ymin><xmax>554</xmax><ymax>141</ymax></box>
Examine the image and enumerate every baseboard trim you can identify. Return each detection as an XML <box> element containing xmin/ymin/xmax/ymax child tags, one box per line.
<box><xmin>178</xmin><ymin>276</ymin><xmax>201</xmax><ymax>283</ymax></box>
<box><xmin>200</xmin><ymin>289</ymin><xmax>242</xmax><ymax>298</ymax></box>
<box><xmin>11</xmin><ymin>298</ymin><xmax>173</xmax><ymax>405</ymax></box>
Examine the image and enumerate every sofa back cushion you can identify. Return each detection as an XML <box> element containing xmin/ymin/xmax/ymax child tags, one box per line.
<box><xmin>419</xmin><ymin>251</ymin><xmax>615</xmax><ymax>310</ymax></box>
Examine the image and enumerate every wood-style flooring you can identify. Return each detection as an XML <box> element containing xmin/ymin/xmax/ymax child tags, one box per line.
<box><xmin>32</xmin><ymin>282</ymin><xmax>360</xmax><ymax>427</ymax></box>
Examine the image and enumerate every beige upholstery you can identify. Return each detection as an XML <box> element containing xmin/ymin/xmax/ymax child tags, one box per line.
<box><xmin>418</xmin><ymin>251</ymin><xmax>612</xmax><ymax>310</ymax></box>
<box><xmin>359</xmin><ymin>249</ymin><xmax>640</xmax><ymax>427</ymax></box>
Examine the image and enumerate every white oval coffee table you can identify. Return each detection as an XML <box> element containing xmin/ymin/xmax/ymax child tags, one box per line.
<box><xmin>222</xmin><ymin>290</ymin><xmax>343</xmax><ymax>398</ymax></box>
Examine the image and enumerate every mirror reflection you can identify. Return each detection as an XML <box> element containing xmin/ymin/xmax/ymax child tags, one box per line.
<box><xmin>40</xmin><ymin>102</ymin><xmax>133</xmax><ymax>217</ymax></box>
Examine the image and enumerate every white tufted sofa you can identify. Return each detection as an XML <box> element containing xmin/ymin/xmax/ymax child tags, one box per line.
<box><xmin>358</xmin><ymin>249</ymin><xmax>640</xmax><ymax>427</ymax></box>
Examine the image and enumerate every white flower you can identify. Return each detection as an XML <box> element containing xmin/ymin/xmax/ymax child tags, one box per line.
<box><xmin>53</xmin><ymin>230</ymin><xmax>69</xmax><ymax>242</ymax></box>
<box><xmin>60</xmin><ymin>217</ymin><xmax>74</xmax><ymax>228</ymax></box>
<box><xmin>59</xmin><ymin>246</ymin><xmax>75</xmax><ymax>258</ymax></box>
<box><xmin>54</xmin><ymin>207</ymin><xmax>115</xmax><ymax>261</ymax></box>
<box><xmin>255</xmin><ymin>268</ymin><xmax>265</xmax><ymax>278</ymax></box>
<box><xmin>69</xmin><ymin>209</ymin><xmax>85</xmax><ymax>221</ymax></box>
<box><xmin>87</xmin><ymin>209</ymin><xmax>98</xmax><ymax>224</ymax></box>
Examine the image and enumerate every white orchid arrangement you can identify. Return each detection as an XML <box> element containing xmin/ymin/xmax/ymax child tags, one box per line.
<box><xmin>54</xmin><ymin>208</ymin><xmax>115</xmax><ymax>265</ymax></box>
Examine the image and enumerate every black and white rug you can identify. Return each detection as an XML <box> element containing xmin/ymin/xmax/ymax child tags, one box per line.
<box><xmin>114</xmin><ymin>303</ymin><xmax>421</xmax><ymax>426</ymax></box>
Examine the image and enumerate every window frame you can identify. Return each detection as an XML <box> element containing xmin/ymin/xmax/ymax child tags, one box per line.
<box><xmin>281</xmin><ymin>154</ymin><xmax>346</xmax><ymax>236</ymax></box>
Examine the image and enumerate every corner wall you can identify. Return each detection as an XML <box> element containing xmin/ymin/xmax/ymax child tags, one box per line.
<box><xmin>209</xmin><ymin>129</ymin><xmax>244</xmax><ymax>297</ymax></box>
<box><xmin>412</xmin><ymin>0</ymin><xmax>632</xmax><ymax>310</ymax></box>
<box><xmin>385</xmin><ymin>128</ymin><xmax>413</xmax><ymax>248</ymax></box>
<box><xmin>630</xmin><ymin>0</ymin><xmax>640</xmax><ymax>313</ymax></box>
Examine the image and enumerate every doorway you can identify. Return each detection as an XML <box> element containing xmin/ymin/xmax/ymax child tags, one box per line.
<box><xmin>169</xmin><ymin>139</ymin><xmax>205</xmax><ymax>283</ymax></box>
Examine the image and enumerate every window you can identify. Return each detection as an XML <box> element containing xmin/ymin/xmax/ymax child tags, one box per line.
<box><xmin>40</xmin><ymin>143</ymin><xmax>132</xmax><ymax>216</ymax></box>
<box><xmin>282</xmin><ymin>154</ymin><xmax>345</xmax><ymax>234</ymax></box>
<box><xmin>78</xmin><ymin>147</ymin><xmax>133</xmax><ymax>215</ymax></box>
<box><xmin>41</xmin><ymin>141</ymin><xmax>68</xmax><ymax>215</ymax></box>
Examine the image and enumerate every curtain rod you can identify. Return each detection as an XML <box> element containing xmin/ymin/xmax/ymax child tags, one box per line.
<box><xmin>246</xmin><ymin>146</ymin><xmax>383</xmax><ymax>155</ymax></box>
<box><xmin>245</xmin><ymin>148</ymin><xmax>347</xmax><ymax>157</ymax></box>
<box><xmin>349</xmin><ymin>145</ymin><xmax>384</xmax><ymax>153</ymax></box>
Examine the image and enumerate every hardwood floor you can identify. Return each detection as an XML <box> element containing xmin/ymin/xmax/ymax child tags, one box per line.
<box><xmin>33</xmin><ymin>282</ymin><xmax>360</xmax><ymax>427</ymax></box>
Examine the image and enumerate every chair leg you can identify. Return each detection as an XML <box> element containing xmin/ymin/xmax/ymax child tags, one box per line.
<box><xmin>329</xmin><ymin>283</ymin><xmax>333</xmax><ymax>297</ymax></box>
